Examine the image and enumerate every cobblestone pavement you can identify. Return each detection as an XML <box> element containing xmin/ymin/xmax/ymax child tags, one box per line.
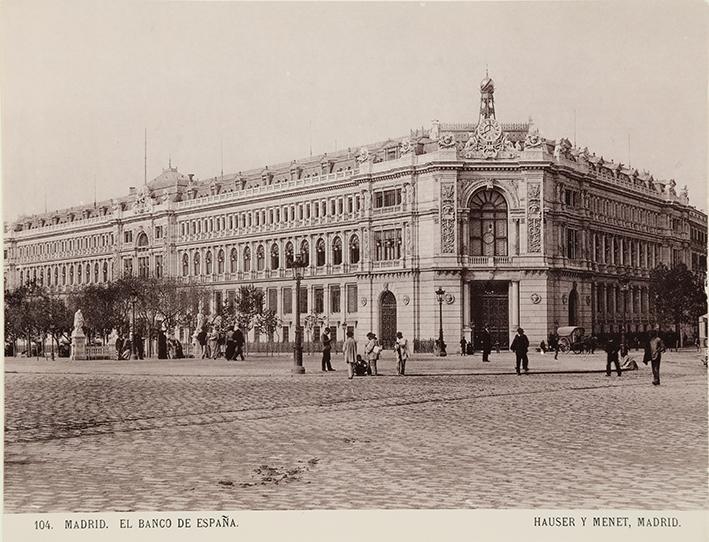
<box><xmin>4</xmin><ymin>350</ymin><xmax>707</xmax><ymax>512</ymax></box>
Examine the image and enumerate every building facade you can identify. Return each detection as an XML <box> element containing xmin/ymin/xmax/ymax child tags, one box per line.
<box><xmin>5</xmin><ymin>77</ymin><xmax>708</xmax><ymax>350</ymax></box>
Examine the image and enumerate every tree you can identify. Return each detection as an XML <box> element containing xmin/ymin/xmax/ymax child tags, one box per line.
<box><xmin>234</xmin><ymin>285</ymin><xmax>264</xmax><ymax>335</ymax></box>
<box><xmin>649</xmin><ymin>263</ymin><xmax>707</xmax><ymax>345</ymax></box>
<box><xmin>254</xmin><ymin>309</ymin><xmax>282</xmax><ymax>355</ymax></box>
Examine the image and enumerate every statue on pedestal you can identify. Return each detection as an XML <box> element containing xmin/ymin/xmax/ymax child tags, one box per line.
<box><xmin>72</xmin><ymin>309</ymin><xmax>85</xmax><ymax>337</ymax></box>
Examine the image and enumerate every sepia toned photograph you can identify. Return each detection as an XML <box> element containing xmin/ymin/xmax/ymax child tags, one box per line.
<box><xmin>2</xmin><ymin>1</ymin><xmax>707</xmax><ymax>539</ymax></box>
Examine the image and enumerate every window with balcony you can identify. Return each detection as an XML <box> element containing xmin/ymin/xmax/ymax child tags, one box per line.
<box><xmin>230</xmin><ymin>248</ymin><xmax>237</xmax><ymax>273</ymax></box>
<box><xmin>332</xmin><ymin>236</ymin><xmax>342</xmax><ymax>265</ymax></box>
<box><xmin>469</xmin><ymin>189</ymin><xmax>508</xmax><ymax>256</ymax></box>
<box><xmin>374</xmin><ymin>229</ymin><xmax>402</xmax><ymax>261</ymax></box>
<box><xmin>257</xmin><ymin>245</ymin><xmax>265</xmax><ymax>271</ymax></box>
<box><xmin>123</xmin><ymin>258</ymin><xmax>133</xmax><ymax>277</ymax></box>
<box><xmin>243</xmin><ymin>246</ymin><xmax>251</xmax><ymax>272</ymax></box>
<box><xmin>285</xmin><ymin>242</ymin><xmax>294</xmax><ymax>268</ymax></box>
<box><xmin>155</xmin><ymin>255</ymin><xmax>163</xmax><ymax>278</ymax></box>
<box><xmin>316</xmin><ymin>238</ymin><xmax>326</xmax><ymax>266</ymax></box>
<box><xmin>300</xmin><ymin>240</ymin><xmax>310</xmax><ymax>266</ymax></box>
<box><xmin>271</xmin><ymin>243</ymin><xmax>280</xmax><ymax>269</ymax></box>
<box><xmin>193</xmin><ymin>252</ymin><xmax>200</xmax><ymax>275</ymax></box>
<box><xmin>138</xmin><ymin>256</ymin><xmax>150</xmax><ymax>278</ymax></box>
<box><xmin>217</xmin><ymin>250</ymin><xmax>225</xmax><ymax>274</ymax></box>
<box><xmin>349</xmin><ymin>235</ymin><xmax>360</xmax><ymax>264</ymax></box>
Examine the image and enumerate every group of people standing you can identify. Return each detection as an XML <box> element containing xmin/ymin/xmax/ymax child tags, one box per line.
<box><xmin>341</xmin><ymin>330</ymin><xmax>409</xmax><ymax>379</ymax></box>
<box><xmin>195</xmin><ymin>325</ymin><xmax>245</xmax><ymax>361</ymax></box>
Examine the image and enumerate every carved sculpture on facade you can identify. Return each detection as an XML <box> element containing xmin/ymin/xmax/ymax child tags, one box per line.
<box><xmin>527</xmin><ymin>182</ymin><xmax>542</xmax><ymax>253</ymax></box>
<box><xmin>460</xmin><ymin>123</ymin><xmax>520</xmax><ymax>160</ymax></box>
<box><xmin>440</xmin><ymin>183</ymin><xmax>456</xmax><ymax>253</ymax></box>
<box><xmin>430</xmin><ymin>120</ymin><xmax>440</xmax><ymax>141</ymax></box>
<box><xmin>356</xmin><ymin>147</ymin><xmax>370</xmax><ymax>163</ymax></box>
<box><xmin>438</xmin><ymin>132</ymin><xmax>457</xmax><ymax>149</ymax></box>
<box><xmin>400</xmin><ymin>138</ymin><xmax>413</xmax><ymax>156</ymax></box>
<box><xmin>524</xmin><ymin>129</ymin><xmax>544</xmax><ymax>149</ymax></box>
<box><xmin>132</xmin><ymin>185</ymin><xmax>154</xmax><ymax>214</ymax></box>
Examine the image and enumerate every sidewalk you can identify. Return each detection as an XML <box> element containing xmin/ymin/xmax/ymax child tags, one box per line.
<box><xmin>5</xmin><ymin>349</ymin><xmax>705</xmax><ymax>378</ymax></box>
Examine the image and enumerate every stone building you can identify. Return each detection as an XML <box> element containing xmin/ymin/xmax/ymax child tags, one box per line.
<box><xmin>5</xmin><ymin>75</ymin><xmax>707</xmax><ymax>350</ymax></box>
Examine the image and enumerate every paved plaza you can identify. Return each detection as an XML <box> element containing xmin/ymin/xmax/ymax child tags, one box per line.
<box><xmin>4</xmin><ymin>349</ymin><xmax>708</xmax><ymax>512</ymax></box>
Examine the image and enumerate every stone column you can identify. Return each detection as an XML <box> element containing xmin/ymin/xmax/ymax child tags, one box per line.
<box><xmin>510</xmin><ymin>281</ymin><xmax>520</xmax><ymax>333</ymax></box>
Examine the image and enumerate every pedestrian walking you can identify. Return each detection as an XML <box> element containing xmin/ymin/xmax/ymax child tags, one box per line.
<box><xmin>224</xmin><ymin>327</ymin><xmax>236</xmax><ymax>360</ymax></box>
<box><xmin>233</xmin><ymin>327</ymin><xmax>245</xmax><ymax>360</ymax></box>
<box><xmin>510</xmin><ymin>327</ymin><xmax>529</xmax><ymax>375</ymax></box>
<box><xmin>115</xmin><ymin>333</ymin><xmax>124</xmax><ymax>361</ymax></box>
<box><xmin>197</xmin><ymin>328</ymin><xmax>208</xmax><ymax>359</ymax></box>
<box><xmin>549</xmin><ymin>331</ymin><xmax>561</xmax><ymax>360</ymax></box>
<box><xmin>481</xmin><ymin>325</ymin><xmax>492</xmax><ymax>362</ymax></box>
<box><xmin>134</xmin><ymin>331</ymin><xmax>144</xmax><ymax>359</ymax></box>
<box><xmin>648</xmin><ymin>330</ymin><xmax>665</xmax><ymax>386</ymax></box>
<box><xmin>365</xmin><ymin>332</ymin><xmax>380</xmax><ymax>376</ymax></box>
<box><xmin>343</xmin><ymin>329</ymin><xmax>357</xmax><ymax>379</ymax></box>
<box><xmin>395</xmin><ymin>331</ymin><xmax>409</xmax><ymax>375</ymax></box>
<box><xmin>209</xmin><ymin>327</ymin><xmax>219</xmax><ymax>359</ymax></box>
<box><xmin>460</xmin><ymin>337</ymin><xmax>467</xmax><ymax>356</ymax></box>
<box><xmin>605</xmin><ymin>337</ymin><xmax>622</xmax><ymax>377</ymax></box>
<box><xmin>321</xmin><ymin>328</ymin><xmax>334</xmax><ymax>371</ymax></box>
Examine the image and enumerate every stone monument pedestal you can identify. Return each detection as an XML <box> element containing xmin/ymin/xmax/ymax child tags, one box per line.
<box><xmin>70</xmin><ymin>330</ymin><xmax>87</xmax><ymax>360</ymax></box>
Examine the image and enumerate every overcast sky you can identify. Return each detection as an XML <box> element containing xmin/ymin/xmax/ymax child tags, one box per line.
<box><xmin>1</xmin><ymin>1</ymin><xmax>707</xmax><ymax>222</ymax></box>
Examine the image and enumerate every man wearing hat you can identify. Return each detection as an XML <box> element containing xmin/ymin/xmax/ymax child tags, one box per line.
<box><xmin>510</xmin><ymin>327</ymin><xmax>530</xmax><ymax>375</ymax></box>
<box><xmin>365</xmin><ymin>332</ymin><xmax>380</xmax><ymax>376</ymax></box>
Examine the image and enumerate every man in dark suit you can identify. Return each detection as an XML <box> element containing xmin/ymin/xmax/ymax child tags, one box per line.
<box><xmin>510</xmin><ymin>327</ymin><xmax>529</xmax><ymax>375</ymax></box>
<box><xmin>481</xmin><ymin>325</ymin><xmax>492</xmax><ymax>362</ymax></box>
<box><xmin>321</xmin><ymin>328</ymin><xmax>334</xmax><ymax>371</ymax></box>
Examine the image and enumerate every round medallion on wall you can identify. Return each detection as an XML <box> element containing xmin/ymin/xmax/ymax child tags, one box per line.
<box><xmin>360</xmin><ymin>297</ymin><xmax>367</xmax><ymax>307</ymax></box>
<box><xmin>562</xmin><ymin>294</ymin><xmax>568</xmax><ymax>305</ymax></box>
<box><xmin>402</xmin><ymin>295</ymin><xmax>410</xmax><ymax>306</ymax></box>
<box><xmin>444</xmin><ymin>293</ymin><xmax>455</xmax><ymax>305</ymax></box>
<box><xmin>530</xmin><ymin>293</ymin><xmax>541</xmax><ymax>304</ymax></box>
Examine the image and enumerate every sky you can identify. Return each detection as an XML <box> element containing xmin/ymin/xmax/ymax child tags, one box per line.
<box><xmin>1</xmin><ymin>1</ymin><xmax>707</xmax><ymax>222</ymax></box>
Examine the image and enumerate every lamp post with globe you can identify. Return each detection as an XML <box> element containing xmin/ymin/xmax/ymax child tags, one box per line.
<box><xmin>292</xmin><ymin>255</ymin><xmax>307</xmax><ymax>374</ymax></box>
<box><xmin>435</xmin><ymin>287</ymin><xmax>447</xmax><ymax>356</ymax></box>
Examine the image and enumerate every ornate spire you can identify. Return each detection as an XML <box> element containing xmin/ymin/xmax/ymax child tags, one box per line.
<box><xmin>479</xmin><ymin>71</ymin><xmax>496</xmax><ymax>122</ymax></box>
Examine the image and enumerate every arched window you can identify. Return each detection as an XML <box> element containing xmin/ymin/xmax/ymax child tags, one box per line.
<box><xmin>217</xmin><ymin>249</ymin><xmax>225</xmax><ymax>274</ymax></box>
<box><xmin>230</xmin><ymin>248</ymin><xmax>237</xmax><ymax>273</ymax></box>
<box><xmin>94</xmin><ymin>263</ymin><xmax>99</xmax><ymax>283</ymax></box>
<box><xmin>243</xmin><ymin>246</ymin><xmax>251</xmax><ymax>272</ymax></box>
<box><xmin>271</xmin><ymin>243</ymin><xmax>280</xmax><ymax>269</ymax></box>
<box><xmin>193</xmin><ymin>252</ymin><xmax>200</xmax><ymax>275</ymax></box>
<box><xmin>285</xmin><ymin>242</ymin><xmax>294</xmax><ymax>268</ymax></box>
<box><xmin>103</xmin><ymin>262</ymin><xmax>108</xmax><ymax>282</ymax></box>
<box><xmin>86</xmin><ymin>264</ymin><xmax>90</xmax><ymax>283</ymax></box>
<box><xmin>137</xmin><ymin>232</ymin><xmax>149</xmax><ymax>247</ymax></box>
<box><xmin>469</xmin><ymin>190</ymin><xmax>508</xmax><ymax>256</ymax></box>
<box><xmin>182</xmin><ymin>254</ymin><xmax>189</xmax><ymax>276</ymax></box>
<box><xmin>349</xmin><ymin>235</ymin><xmax>360</xmax><ymax>264</ymax></box>
<box><xmin>45</xmin><ymin>267</ymin><xmax>51</xmax><ymax>286</ymax></box>
<box><xmin>316</xmin><ymin>238</ymin><xmax>326</xmax><ymax>266</ymax></box>
<box><xmin>205</xmin><ymin>251</ymin><xmax>213</xmax><ymax>274</ymax></box>
<box><xmin>257</xmin><ymin>245</ymin><xmax>265</xmax><ymax>271</ymax></box>
<box><xmin>300</xmin><ymin>240</ymin><xmax>310</xmax><ymax>266</ymax></box>
<box><xmin>77</xmin><ymin>264</ymin><xmax>83</xmax><ymax>284</ymax></box>
<box><xmin>332</xmin><ymin>236</ymin><xmax>342</xmax><ymax>265</ymax></box>
<box><xmin>55</xmin><ymin>267</ymin><xmax>59</xmax><ymax>285</ymax></box>
<box><xmin>69</xmin><ymin>265</ymin><xmax>74</xmax><ymax>285</ymax></box>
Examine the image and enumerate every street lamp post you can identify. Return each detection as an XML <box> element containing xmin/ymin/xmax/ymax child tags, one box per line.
<box><xmin>49</xmin><ymin>317</ymin><xmax>55</xmax><ymax>360</ymax></box>
<box><xmin>131</xmin><ymin>297</ymin><xmax>138</xmax><ymax>360</ymax></box>
<box><xmin>435</xmin><ymin>287</ymin><xmax>447</xmax><ymax>357</ymax></box>
<box><xmin>292</xmin><ymin>255</ymin><xmax>307</xmax><ymax>374</ymax></box>
<box><xmin>619</xmin><ymin>275</ymin><xmax>630</xmax><ymax>347</ymax></box>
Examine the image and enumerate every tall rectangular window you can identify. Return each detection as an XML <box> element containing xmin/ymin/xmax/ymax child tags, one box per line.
<box><xmin>282</xmin><ymin>287</ymin><xmax>292</xmax><ymax>314</ymax></box>
<box><xmin>123</xmin><ymin>258</ymin><xmax>133</xmax><ymax>277</ymax></box>
<box><xmin>314</xmin><ymin>287</ymin><xmax>324</xmax><ymax>313</ymax></box>
<box><xmin>298</xmin><ymin>287</ymin><xmax>308</xmax><ymax>313</ymax></box>
<box><xmin>154</xmin><ymin>255</ymin><xmax>163</xmax><ymax>278</ymax></box>
<box><xmin>138</xmin><ymin>256</ymin><xmax>150</xmax><ymax>278</ymax></box>
<box><xmin>346</xmin><ymin>284</ymin><xmax>358</xmax><ymax>313</ymax></box>
<box><xmin>330</xmin><ymin>285</ymin><xmax>341</xmax><ymax>313</ymax></box>
<box><xmin>268</xmin><ymin>288</ymin><xmax>278</xmax><ymax>312</ymax></box>
<box><xmin>565</xmin><ymin>229</ymin><xmax>578</xmax><ymax>260</ymax></box>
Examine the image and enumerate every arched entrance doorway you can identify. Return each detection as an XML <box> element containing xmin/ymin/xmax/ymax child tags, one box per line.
<box><xmin>379</xmin><ymin>291</ymin><xmax>397</xmax><ymax>348</ymax></box>
<box><xmin>568</xmin><ymin>289</ymin><xmax>578</xmax><ymax>326</ymax></box>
